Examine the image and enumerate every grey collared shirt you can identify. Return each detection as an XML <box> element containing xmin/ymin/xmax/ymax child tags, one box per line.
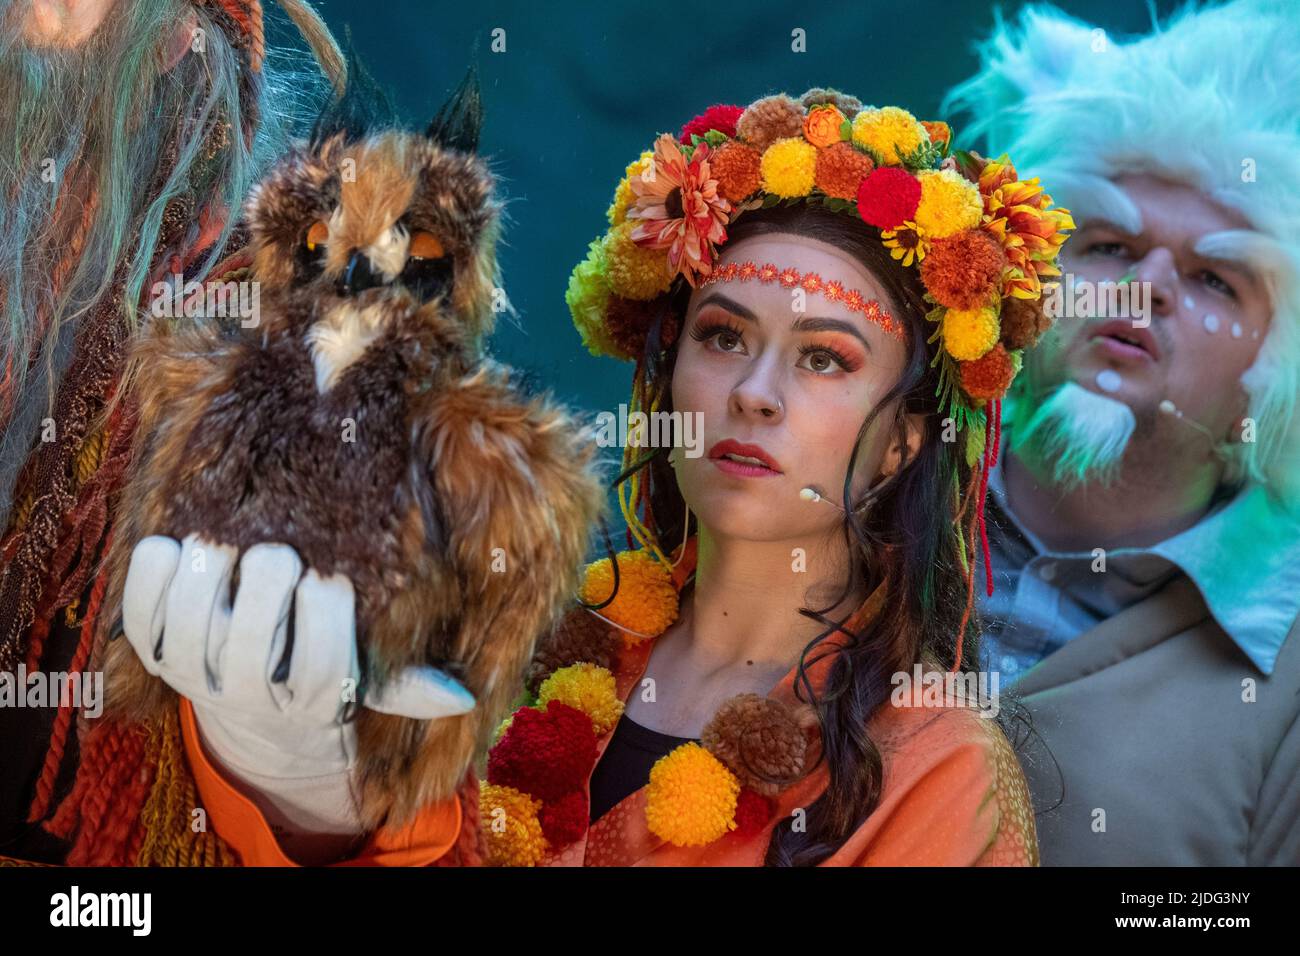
<box><xmin>977</xmin><ymin>456</ymin><xmax>1239</xmax><ymax>682</ymax></box>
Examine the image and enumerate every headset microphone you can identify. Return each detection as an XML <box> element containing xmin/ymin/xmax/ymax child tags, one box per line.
<box><xmin>1158</xmin><ymin>399</ymin><xmax>1218</xmax><ymax>441</ymax></box>
<box><xmin>800</xmin><ymin>486</ymin><xmax>846</xmax><ymax>511</ymax></box>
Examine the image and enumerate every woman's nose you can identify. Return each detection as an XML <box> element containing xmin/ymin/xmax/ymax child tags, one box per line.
<box><xmin>729</xmin><ymin>363</ymin><xmax>784</xmax><ymax>422</ymax></box>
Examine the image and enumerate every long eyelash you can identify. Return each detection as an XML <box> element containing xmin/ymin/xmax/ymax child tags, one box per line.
<box><xmin>797</xmin><ymin>342</ymin><xmax>858</xmax><ymax>372</ymax></box>
<box><xmin>689</xmin><ymin>319</ymin><xmax>745</xmax><ymax>343</ymax></box>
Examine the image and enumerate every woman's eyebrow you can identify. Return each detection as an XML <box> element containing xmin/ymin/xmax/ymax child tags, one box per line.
<box><xmin>791</xmin><ymin>317</ymin><xmax>872</xmax><ymax>352</ymax></box>
<box><xmin>695</xmin><ymin>292</ymin><xmax>874</xmax><ymax>350</ymax></box>
<box><xmin>694</xmin><ymin>291</ymin><xmax>757</xmax><ymax>322</ymax></box>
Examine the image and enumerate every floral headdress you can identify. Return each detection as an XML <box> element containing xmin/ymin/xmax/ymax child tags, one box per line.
<box><xmin>568</xmin><ymin>90</ymin><xmax>1074</xmax><ymax>461</ymax></box>
<box><xmin>568</xmin><ymin>89</ymin><xmax>1074</xmax><ymax>631</ymax></box>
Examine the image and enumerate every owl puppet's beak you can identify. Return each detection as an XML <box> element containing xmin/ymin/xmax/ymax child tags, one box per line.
<box><xmin>339</xmin><ymin>250</ymin><xmax>382</xmax><ymax>295</ymax></box>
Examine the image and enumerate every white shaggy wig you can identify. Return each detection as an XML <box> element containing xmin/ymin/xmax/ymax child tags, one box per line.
<box><xmin>944</xmin><ymin>0</ymin><xmax>1300</xmax><ymax>511</ymax></box>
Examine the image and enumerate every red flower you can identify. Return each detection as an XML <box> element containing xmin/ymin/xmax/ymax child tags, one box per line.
<box><xmin>539</xmin><ymin>791</ymin><xmax>589</xmax><ymax>846</ymax></box>
<box><xmin>856</xmin><ymin>166</ymin><xmax>922</xmax><ymax>231</ymax></box>
<box><xmin>679</xmin><ymin>104</ymin><xmax>744</xmax><ymax>143</ymax></box>
<box><xmin>487</xmin><ymin>701</ymin><xmax>599</xmax><ymax>802</ymax></box>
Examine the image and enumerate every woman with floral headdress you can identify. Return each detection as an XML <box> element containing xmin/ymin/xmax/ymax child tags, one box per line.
<box><xmin>479</xmin><ymin>89</ymin><xmax>1073</xmax><ymax>866</ymax></box>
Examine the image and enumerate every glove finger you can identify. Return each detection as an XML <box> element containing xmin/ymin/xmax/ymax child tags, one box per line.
<box><xmin>220</xmin><ymin>543</ymin><xmax>302</xmax><ymax>709</ymax></box>
<box><xmin>164</xmin><ymin>534</ymin><xmax>238</xmax><ymax>696</ymax></box>
<box><xmin>121</xmin><ymin>536</ymin><xmax>181</xmax><ymax>677</ymax></box>
<box><xmin>365</xmin><ymin>665</ymin><xmax>476</xmax><ymax>720</ymax></box>
<box><xmin>287</xmin><ymin>569</ymin><xmax>360</xmax><ymax>723</ymax></box>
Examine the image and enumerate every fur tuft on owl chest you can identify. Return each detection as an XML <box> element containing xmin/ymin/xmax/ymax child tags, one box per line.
<box><xmin>159</xmin><ymin>325</ymin><xmax>444</xmax><ymax>625</ymax></box>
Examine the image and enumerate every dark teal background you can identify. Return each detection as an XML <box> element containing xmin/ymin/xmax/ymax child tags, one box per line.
<box><xmin>305</xmin><ymin>0</ymin><xmax>1181</xmax><ymax>421</ymax></box>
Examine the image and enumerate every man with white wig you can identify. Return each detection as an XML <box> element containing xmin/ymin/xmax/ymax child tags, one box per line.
<box><xmin>946</xmin><ymin>0</ymin><xmax>1300</xmax><ymax>864</ymax></box>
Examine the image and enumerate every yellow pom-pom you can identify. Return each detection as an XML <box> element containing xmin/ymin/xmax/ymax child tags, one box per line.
<box><xmin>479</xmin><ymin>783</ymin><xmax>548</xmax><ymax>866</ymax></box>
<box><xmin>645</xmin><ymin>743</ymin><xmax>741</xmax><ymax>847</ymax></box>
<box><xmin>603</xmin><ymin>221</ymin><xmax>673</xmax><ymax>301</ymax></box>
<box><xmin>566</xmin><ymin>238</ymin><xmax>625</xmax><ymax>359</ymax></box>
<box><xmin>579</xmin><ymin>548</ymin><xmax>679</xmax><ymax>639</ymax></box>
<box><xmin>759</xmin><ymin>137</ymin><xmax>817</xmax><ymax>198</ymax></box>
<box><xmin>608</xmin><ymin>151</ymin><xmax>653</xmax><ymax>227</ymax></box>
<box><xmin>913</xmin><ymin>168</ymin><xmax>983</xmax><ymax>239</ymax></box>
<box><xmin>538</xmin><ymin>663</ymin><xmax>624</xmax><ymax>736</ymax></box>
<box><xmin>943</xmin><ymin>306</ymin><xmax>1001</xmax><ymax>361</ymax></box>
<box><xmin>850</xmin><ymin>106</ymin><xmax>928</xmax><ymax>165</ymax></box>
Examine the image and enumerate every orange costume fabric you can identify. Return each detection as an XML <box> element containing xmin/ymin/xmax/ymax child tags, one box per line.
<box><xmin>178</xmin><ymin>699</ymin><xmax>473</xmax><ymax>867</ymax></box>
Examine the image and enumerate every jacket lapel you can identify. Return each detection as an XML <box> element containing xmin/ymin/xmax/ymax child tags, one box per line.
<box><xmin>1011</xmin><ymin>574</ymin><xmax>1208</xmax><ymax>696</ymax></box>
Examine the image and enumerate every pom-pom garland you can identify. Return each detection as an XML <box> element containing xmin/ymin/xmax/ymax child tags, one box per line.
<box><xmin>487</xmin><ymin>700</ymin><xmax>599</xmax><ymax>802</ymax></box>
<box><xmin>483</xmin><ymin>547</ymin><xmax>815</xmax><ymax>862</ymax></box>
<box><xmin>538</xmin><ymin>663</ymin><xmax>624</xmax><ymax>737</ymax></box>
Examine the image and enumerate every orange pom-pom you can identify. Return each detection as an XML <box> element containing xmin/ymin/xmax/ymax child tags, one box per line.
<box><xmin>814</xmin><ymin>141</ymin><xmax>874</xmax><ymax>200</ymax></box>
<box><xmin>958</xmin><ymin>343</ymin><xmax>1016</xmax><ymax>402</ymax></box>
<box><xmin>919</xmin><ymin>229</ymin><xmax>1005</xmax><ymax>310</ymax></box>
<box><xmin>735</xmin><ymin>94</ymin><xmax>805</xmax><ymax>151</ymax></box>
<box><xmin>999</xmin><ymin>295</ymin><xmax>1052</xmax><ymax>350</ymax></box>
<box><xmin>710</xmin><ymin>142</ymin><xmax>762</xmax><ymax>202</ymax></box>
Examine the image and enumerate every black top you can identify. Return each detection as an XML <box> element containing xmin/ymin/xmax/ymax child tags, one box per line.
<box><xmin>588</xmin><ymin>714</ymin><xmax>696</xmax><ymax>824</ymax></box>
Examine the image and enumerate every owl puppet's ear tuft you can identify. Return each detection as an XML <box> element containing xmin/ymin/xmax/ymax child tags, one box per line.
<box><xmin>425</xmin><ymin>67</ymin><xmax>483</xmax><ymax>154</ymax></box>
<box><xmin>309</xmin><ymin>47</ymin><xmax>398</xmax><ymax>152</ymax></box>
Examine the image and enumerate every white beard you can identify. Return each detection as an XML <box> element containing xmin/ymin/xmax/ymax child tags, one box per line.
<box><xmin>1009</xmin><ymin>382</ymin><xmax>1137</xmax><ymax>490</ymax></box>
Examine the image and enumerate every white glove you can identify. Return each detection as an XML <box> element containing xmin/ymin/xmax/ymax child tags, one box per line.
<box><xmin>121</xmin><ymin>533</ymin><xmax>474</xmax><ymax>856</ymax></box>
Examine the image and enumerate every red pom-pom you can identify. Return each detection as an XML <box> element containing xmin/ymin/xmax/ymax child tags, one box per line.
<box><xmin>487</xmin><ymin>701</ymin><xmax>599</xmax><ymax>802</ymax></box>
<box><xmin>680</xmin><ymin>104</ymin><xmax>744</xmax><ymax>143</ymax></box>
<box><xmin>732</xmin><ymin>788</ymin><xmax>774</xmax><ymax>838</ymax></box>
<box><xmin>539</xmin><ymin>790</ymin><xmax>589</xmax><ymax>846</ymax></box>
<box><xmin>856</xmin><ymin>166</ymin><xmax>922</xmax><ymax>231</ymax></box>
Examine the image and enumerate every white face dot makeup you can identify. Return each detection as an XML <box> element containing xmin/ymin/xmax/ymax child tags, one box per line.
<box><xmin>1231</xmin><ymin>321</ymin><xmax>1243</xmax><ymax>339</ymax></box>
<box><xmin>1183</xmin><ymin>295</ymin><xmax>1196</xmax><ymax>310</ymax></box>
<box><xmin>1096</xmin><ymin>369</ymin><xmax>1123</xmax><ymax>393</ymax></box>
<box><xmin>1252</xmin><ymin>330</ymin><xmax>1261</xmax><ymax>340</ymax></box>
<box><xmin>1203</xmin><ymin>313</ymin><xmax>1220</xmax><ymax>333</ymax></box>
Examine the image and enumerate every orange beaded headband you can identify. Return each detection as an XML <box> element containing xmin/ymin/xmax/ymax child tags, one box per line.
<box><xmin>698</xmin><ymin>260</ymin><xmax>903</xmax><ymax>341</ymax></box>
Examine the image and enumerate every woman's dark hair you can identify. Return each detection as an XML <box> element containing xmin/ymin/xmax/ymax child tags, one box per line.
<box><xmin>613</xmin><ymin>200</ymin><xmax>982</xmax><ymax>866</ymax></box>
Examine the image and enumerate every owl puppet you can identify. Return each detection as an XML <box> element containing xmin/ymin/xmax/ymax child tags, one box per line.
<box><xmin>99</xmin><ymin>75</ymin><xmax>606</xmax><ymax>827</ymax></box>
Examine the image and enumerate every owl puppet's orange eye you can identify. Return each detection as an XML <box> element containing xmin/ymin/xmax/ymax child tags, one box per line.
<box><xmin>305</xmin><ymin>220</ymin><xmax>329</xmax><ymax>251</ymax></box>
<box><xmin>408</xmin><ymin>230</ymin><xmax>446</xmax><ymax>260</ymax></box>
